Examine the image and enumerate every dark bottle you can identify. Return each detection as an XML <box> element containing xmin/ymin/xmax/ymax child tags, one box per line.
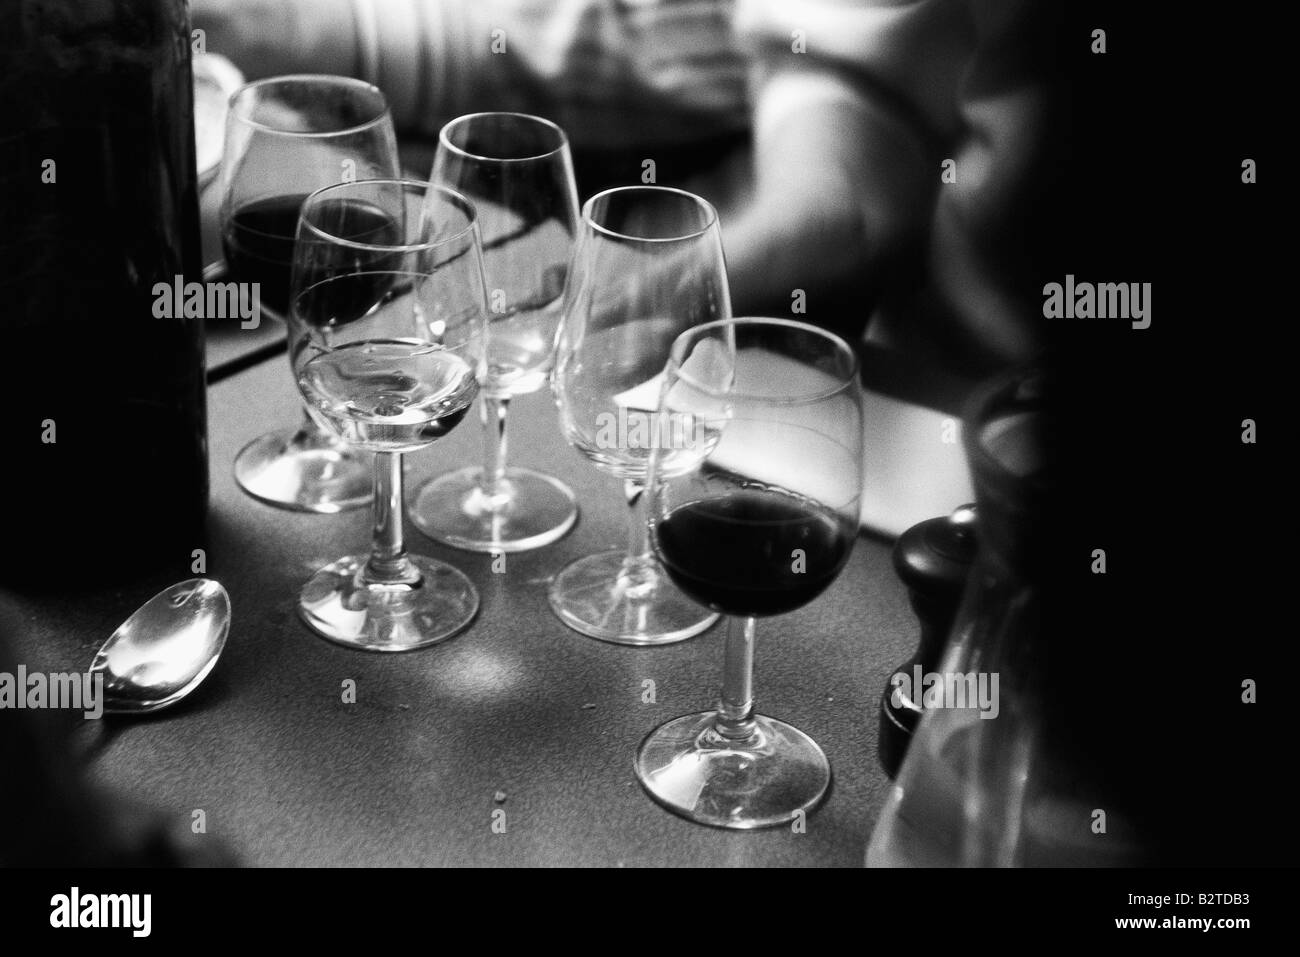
<box><xmin>1</xmin><ymin>0</ymin><xmax>207</xmax><ymax>583</ymax></box>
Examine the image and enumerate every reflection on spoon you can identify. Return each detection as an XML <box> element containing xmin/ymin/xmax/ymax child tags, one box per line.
<box><xmin>89</xmin><ymin>578</ymin><xmax>231</xmax><ymax>716</ymax></box>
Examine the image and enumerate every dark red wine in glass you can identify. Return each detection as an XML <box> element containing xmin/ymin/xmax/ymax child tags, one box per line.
<box><xmin>654</xmin><ymin>488</ymin><xmax>854</xmax><ymax>618</ymax></box>
<box><xmin>222</xmin><ymin>192</ymin><xmax>311</xmax><ymax>317</ymax></box>
<box><xmin>227</xmin><ymin>193</ymin><xmax>404</xmax><ymax>323</ymax></box>
<box><xmin>291</xmin><ymin>197</ymin><xmax>403</xmax><ymax>328</ymax></box>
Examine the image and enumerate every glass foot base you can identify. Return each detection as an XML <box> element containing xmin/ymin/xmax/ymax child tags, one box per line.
<box><xmin>635</xmin><ymin>712</ymin><xmax>831</xmax><ymax>829</ymax></box>
<box><xmin>547</xmin><ymin>549</ymin><xmax>718</xmax><ymax>645</ymax></box>
<box><xmin>298</xmin><ymin>554</ymin><xmax>479</xmax><ymax>651</ymax></box>
<box><xmin>409</xmin><ymin>466</ymin><xmax>578</xmax><ymax>553</ymax></box>
<box><xmin>234</xmin><ymin>426</ymin><xmax>372</xmax><ymax>513</ymax></box>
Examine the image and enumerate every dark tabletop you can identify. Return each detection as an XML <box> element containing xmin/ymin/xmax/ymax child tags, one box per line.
<box><xmin>4</xmin><ymin>345</ymin><xmax>916</xmax><ymax>867</ymax></box>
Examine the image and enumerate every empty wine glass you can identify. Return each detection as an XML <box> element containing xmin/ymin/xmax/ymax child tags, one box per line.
<box><xmin>550</xmin><ymin>186</ymin><xmax>730</xmax><ymax>645</ymax></box>
<box><xmin>220</xmin><ymin>75</ymin><xmax>400</xmax><ymax>512</ymax></box>
<box><xmin>410</xmin><ymin>113</ymin><xmax>581</xmax><ymax>552</ymax></box>
<box><xmin>637</xmin><ymin>317</ymin><xmax>864</xmax><ymax>828</ymax></box>
<box><xmin>288</xmin><ymin>180</ymin><xmax>486</xmax><ymax>650</ymax></box>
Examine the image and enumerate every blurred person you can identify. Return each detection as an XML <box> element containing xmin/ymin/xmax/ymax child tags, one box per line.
<box><xmin>195</xmin><ymin>0</ymin><xmax>1067</xmax><ymax>378</ymax></box>
<box><xmin>192</xmin><ymin>0</ymin><xmax>748</xmax><ymax>158</ymax></box>
<box><xmin>724</xmin><ymin>0</ymin><xmax>1068</xmax><ymax>378</ymax></box>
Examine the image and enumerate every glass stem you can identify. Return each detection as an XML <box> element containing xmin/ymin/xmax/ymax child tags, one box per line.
<box><xmin>365</xmin><ymin>452</ymin><xmax>417</xmax><ymax>584</ymax></box>
<box><xmin>624</xmin><ymin>478</ymin><xmax>653</xmax><ymax>565</ymax></box>
<box><xmin>715</xmin><ymin>616</ymin><xmax>757</xmax><ymax>739</ymax></box>
<box><xmin>478</xmin><ymin>395</ymin><xmax>510</xmax><ymax>499</ymax></box>
<box><xmin>294</xmin><ymin>404</ymin><xmax>323</xmax><ymax>443</ymax></box>
<box><xmin>290</xmin><ymin>329</ymin><xmax>331</xmax><ymax>445</ymax></box>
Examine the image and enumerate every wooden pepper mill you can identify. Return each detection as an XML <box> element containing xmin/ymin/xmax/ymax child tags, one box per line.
<box><xmin>878</xmin><ymin>503</ymin><xmax>978</xmax><ymax>777</ymax></box>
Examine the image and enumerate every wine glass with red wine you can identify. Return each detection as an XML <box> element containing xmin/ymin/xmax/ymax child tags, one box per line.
<box><xmin>288</xmin><ymin>180</ymin><xmax>486</xmax><ymax>650</ymax></box>
<box><xmin>637</xmin><ymin>317</ymin><xmax>864</xmax><ymax>828</ymax></box>
<box><xmin>219</xmin><ymin>74</ymin><xmax>400</xmax><ymax>512</ymax></box>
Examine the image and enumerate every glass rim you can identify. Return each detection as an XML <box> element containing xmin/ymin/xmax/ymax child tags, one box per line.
<box><xmin>438</xmin><ymin>112</ymin><xmax>570</xmax><ymax>164</ymax></box>
<box><xmin>298</xmin><ymin>179</ymin><xmax>479</xmax><ymax>254</ymax></box>
<box><xmin>228</xmin><ymin>74</ymin><xmax>392</xmax><ymax>139</ymax></box>
<box><xmin>666</xmin><ymin>317</ymin><xmax>861</xmax><ymax>404</ymax></box>
<box><xmin>582</xmin><ymin>186</ymin><xmax>719</xmax><ymax>244</ymax></box>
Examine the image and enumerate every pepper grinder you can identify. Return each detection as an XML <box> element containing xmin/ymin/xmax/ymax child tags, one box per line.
<box><xmin>878</xmin><ymin>503</ymin><xmax>978</xmax><ymax>777</ymax></box>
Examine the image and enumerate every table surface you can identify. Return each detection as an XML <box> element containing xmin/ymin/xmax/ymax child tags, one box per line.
<box><xmin>5</xmin><ymin>347</ymin><xmax>917</xmax><ymax>867</ymax></box>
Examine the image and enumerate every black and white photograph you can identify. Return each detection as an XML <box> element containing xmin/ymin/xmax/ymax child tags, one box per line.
<box><xmin>0</xmin><ymin>0</ymin><xmax>1284</xmax><ymax>934</ymax></box>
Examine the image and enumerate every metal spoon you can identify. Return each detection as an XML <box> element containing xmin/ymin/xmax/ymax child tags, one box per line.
<box><xmin>89</xmin><ymin>578</ymin><xmax>231</xmax><ymax>715</ymax></box>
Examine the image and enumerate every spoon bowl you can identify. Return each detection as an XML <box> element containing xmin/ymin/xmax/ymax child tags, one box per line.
<box><xmin>90</xmin><ymin>578</ymin><xmax>231</xmax><ymax>715</ymax></box>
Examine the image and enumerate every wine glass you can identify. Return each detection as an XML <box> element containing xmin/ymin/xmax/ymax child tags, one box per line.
<box><xmin>550</xmin><ymin>186</ymin><xmax>730</xmax><ymax>645</ymax></box>
<box><xmin>410</xmin><ymin>113</ymin><xmax>581</xmax><ymax>552</ymax></box>
<box><xmin>288</xmin><ymin>180</ymin><xmax>486</xmax><ymax>650</ymax></box>
<box><xmin>220</xmin><ymin>74</ymin><xmax>400</xmax><ymax>513</ymax></box>
<box><xmin>637</xmin><ymin>317</ymin><xmax>864</xmax><ymax>828</ymax></box>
